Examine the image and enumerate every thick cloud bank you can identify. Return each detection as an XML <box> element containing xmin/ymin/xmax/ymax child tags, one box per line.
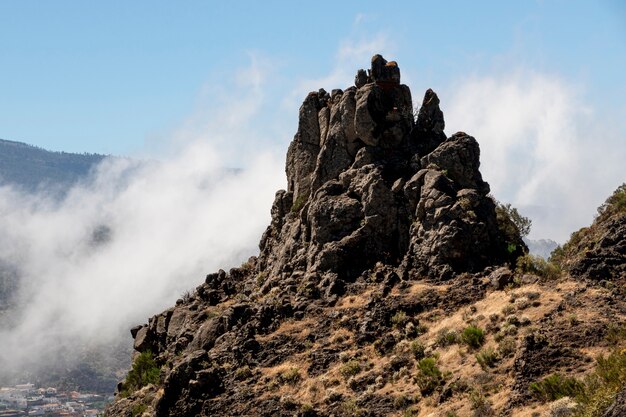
<box><xmin>445</xmin><ymin>72</ymin><xmax>626</xmax><ymax>242</ymax></box>
<box><xmin>0</xmin><ymin>141</ymin><xmax>284</xmax><ymax>373</ymax></box>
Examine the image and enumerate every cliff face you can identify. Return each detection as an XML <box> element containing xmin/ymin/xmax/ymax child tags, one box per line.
<box><xmin>106</xmin><ymin>57</ymin><xmax>626</xmax><ymax>417</ymax></box>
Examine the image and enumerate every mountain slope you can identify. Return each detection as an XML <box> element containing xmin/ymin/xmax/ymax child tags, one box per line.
<box><xmin>0</xmin><ymin>138</ymin><xmax>106</xmax><ymax>192</ymax></box>
<box><xmin>106</xmin><ymin>56</ymin><xmax>626</xmax><ymax>417</ymax></box>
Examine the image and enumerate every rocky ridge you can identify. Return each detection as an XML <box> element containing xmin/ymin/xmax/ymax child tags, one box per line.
<box><xmin>106</xmin><ymin>57</ymin><xmax>626</xmax><ymax>417</ymax></box>
<box><xmin>552</xmin><ymin>184</ymin><xmax>626</xmax><ymax>282</ymax></box>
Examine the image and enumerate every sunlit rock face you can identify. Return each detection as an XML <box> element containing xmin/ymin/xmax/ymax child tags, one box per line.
<box><xmin>259</xmin><ymin>54</ymin><xmax>518</xmax><ymax>287</ymax></box>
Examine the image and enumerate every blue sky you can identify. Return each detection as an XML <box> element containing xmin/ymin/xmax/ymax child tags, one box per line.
<box><xmin>0</xmin><ymin>1</ymin><xmax>625</xmax><ymax>241</ymax></box>
<box><xmin>1</xmin><ymin>1</ymin><xmax>624</xmax><ymax>154</ymax></box>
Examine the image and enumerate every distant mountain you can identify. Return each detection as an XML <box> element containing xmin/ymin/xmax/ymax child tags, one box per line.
<box><xmin>524</xmin><ymin>237</ymin><xmax>559</xmax><ymax>259</ymax></box>
<box><xmin>0</xmin><ymin>138</ymin><xmax>107</xmax><ymax>192</ymax></box>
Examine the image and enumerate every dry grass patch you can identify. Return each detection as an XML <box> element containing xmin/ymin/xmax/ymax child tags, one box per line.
<box><xmin>329</xmin><ymin>328</ymin><xmax>354</xmax><ymax>345</ymax></box>
<box><xmin>335</xmin><ymin>290</ymin><xmax>372</xmax><ymax>309</ymax></box>
<box><xmin>393</xmin><ymin>282</ymin><xmax>449</xmax><ymax>297</ymax></box>
<box><xmin>255</xmin><ymin>318</ymin><xmax>316</xmax><ymax>343</ymax></box>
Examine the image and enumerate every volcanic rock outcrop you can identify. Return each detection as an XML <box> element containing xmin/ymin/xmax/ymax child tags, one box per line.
<box><xmin>260</xmin><ymin>53</ymin><xmax>519</xmax><ymax>290</ymax></box>
<box><xmin>106</xmin><ymin>55</ymin><xmax>548</xmax><ymax>417</ymax></box>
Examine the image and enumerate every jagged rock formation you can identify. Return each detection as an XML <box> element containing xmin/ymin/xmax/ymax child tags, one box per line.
<box><xmin>260</xmin><ymin>53</ymin><xmax>518</xmax><ymax>291</ymax></box>
<box><xmin>107</xmin><ymin>57</ymin><xmax>626</xmax><ymax>417</ymax></box>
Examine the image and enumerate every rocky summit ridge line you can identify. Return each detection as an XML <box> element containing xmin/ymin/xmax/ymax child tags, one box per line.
<box><xmin>107</xmin><ymin>56</ymin><xmax>626</xmax><ymax>417</ymax></box>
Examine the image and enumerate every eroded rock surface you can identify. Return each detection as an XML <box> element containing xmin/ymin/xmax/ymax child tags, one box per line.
<box><xmin>259</xmin><ymin>55</ymin><xmax>516</xmax><ymax>291</ymax></box>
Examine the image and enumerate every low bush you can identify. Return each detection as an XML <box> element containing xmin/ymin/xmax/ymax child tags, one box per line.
<box><xmin>234</xmin><ymin>366</ymin><xmax>252</xmax><ymax>380</ymax></box>
<box><xmin>120</xmin><ymin>351</ymin><xmax>161</xmax><ymax>397</ymax></box>
<box><xmin>436</xmin><ymin>328</ymin><xmax>460</xmax><ymax>347</ymax></box>
<box><xmin>131</xmin><ymin>403</ymin><xmax>147</xmax><ymax>417</ymax></box>
<box><xmin>393</xmin><ymin>394</ymin><xmax>411</xmax><ymax>409</ymax></box>
<box><xmin>461</xmin><ymin>326</ymin><xmax>485</xmax><ymax>349</ymax></box>
<box><xmin>476</xmin><ymin>347</ymin><xmax>499</xmax><ymax>370</ymax></box>
<box><xmin>279</xmin><ymin>367</ymin><xmax>302</xmax><ymax>385</ymax></box>
<box><xmin>415</xmin><ymin>357</ymin><xmax>445</xmax><ymax>395</ymax></box>
<box><xmin>340</xmin><ymin>360</ymin><xmax>362</xmax><ymax>378</ymax></box>
<box><xmin>300</xmin><ymin>403</ymin><xmax>315</xmax><ymax>417</ymax></box>
<box><xmin>469</xmin><ymin>389</ymin><xmax>494</xmax><ymax>416</ymax></box>
<box><xmin>410</xmin><ymin>340</ymin><xmax>426</xmax><ymax>359</ymax></box>
<box><xmin>516</xmin><ymin>254</ymin><xmax>561</xmax><ymax>281</ymax></box>
<box><xmin>391</xmin><ymin>311</ymin><xmax>408</xmax><ymax>328</ymax></box>
<box><xmin>497</xmin><ymin>336</ymin><xmax>517</xmax><ymax>358</ymax></box>
<box><xmin>529</xmin><ymin>374</ymin><xmax>584</xmax><ymax>401</ymax></box>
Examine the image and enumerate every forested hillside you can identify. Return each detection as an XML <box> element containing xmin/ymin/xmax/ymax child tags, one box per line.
<box><xmin>0</xmin><ymin>138</ymin><xmax>106</xmax><ymax>192</ymax></box>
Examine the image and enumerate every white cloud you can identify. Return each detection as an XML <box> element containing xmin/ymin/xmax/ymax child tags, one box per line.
<box><xmin>444</xmin><ymin>71</ymin><xmax>626</xmax><ymax>242</ymax></box>
<box><xmin>0</xmin><ymin>58</ymin><xmax>285</xmax><ymax>374</ymax></box>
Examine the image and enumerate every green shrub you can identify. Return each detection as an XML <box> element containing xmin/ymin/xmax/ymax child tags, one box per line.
<box><xmin>436</xmin><ymin>328</ymin><xmax>460</xmax><ymax>347</ymax></box>
<box><xmin>497</xmin><ymin>336</ymin><xmax>517</xmax><ymax>358</ymax></box>
<box><xmin>393</xmin><ymin>394</ymin><xmax>411</xmax><ymax>409</ymax></box>
<box><xmin>476</xmin><ymin>347</ymin><xmax>499</xmax><ymax>370</ymax></box>
<box><xmin>468</xmin><ymin>389</ymin><xmax>488</xmax><ymax>410</ymax></box>
<box><xmin>340</xmin><ymin>360</ymin><xmax>362</xmax><ymax>378</ymax></box>
<box><xmin>341</xmin><ymin>398</ymin><xmax>365</xmax><ymax>416</ymax></box>
<box><xmin>588</xmin><ymin>349</ymin><xmax>626</xmax><ymax>391</ymax></box>
<box><xmin>516</xmin><ymin>254</ymin><xmax>561</xmax><ymax>281</ymax></box>
<box><xmin>120</xmin><ymin>351</ymin><xmax>161</xmax><ymax>397</ymax></box>
<box><xmin>415</xmin><ymin>357</ymin><xmax>445</xmax><ymax>395</ymax></box>
<box><xmin>468</xmin><ymin>389</ymin><xmax>493</xmax><ymax>415</ymax></box>
<box><xmin>391</xmin><ymin>311</ymin><xmax>408</xmax><ymax>328</ymax></box>
<box><xmin>300</xmin><ymin>403</ymin><xmax>315</xmax><ymax>417</ymax></box>
<box><xmin>131</xmin><ymin>403</ymin><xmax>147</xmax><ymax>417</ymax></box>
<box><xmin>569</xmin><ymin>340</ymin><xmax>626</xmax><ymax>416</ymax></box>
<box><xmin>291</xmin><ymin>194</ymin><xmax>308</xmax><ymax>213</ymax></box>
<box><xmin>605</xmin><ymin>323</ymin><xmax>626</xmax><ymax>346</ymax></box>
<box><xmin>495</xmin><ymin>201</ymin><xmax>532</xmax><ymax>237</ymax></box>
<box><xmin>235</xmin><ymin>366</ymin><xmax>252</xmax><ymax>380</ymax></box>
<box><xmin>402</xmin><ymin>408</ymin><xmax>419</xmax><ymax>417</ymax></box>
<box><xmin>410</xmin><ymin>340</ymin><xmax>426</xmax><ymax>359</ymax></box>
<box><xmin>256</xmin><ymin>271</ymin><xmax>268</xmax><ymax>287</ymax></box>
<box><xmin>279</xmin><ymin>367</ymin><xmax>301</xmax><ymax>385</ymax></box>
<box><xmin>461</xmin><ymin>326</ymin><xmax>485</xmax><ymax>349</ymax></box>
<box><xmin>529</xmin><ymin>373</ymin><xmax>584</xmax><ymax>401</ymax></box>
<box><xmin>597</xmin><ymin>183</ymin><xmax>626</xmax><ymax>220</ymax></box>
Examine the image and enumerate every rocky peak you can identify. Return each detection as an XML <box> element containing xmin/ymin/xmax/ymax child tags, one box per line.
<box><xmin>106</xmin><ymin>56</ymin><xmax>626</xmax><ymax>417</ymax></box>
<box><xmin>260</xmin><ymin>54</ymin><xmax>522</xmax><ymax>293</ymax></box>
